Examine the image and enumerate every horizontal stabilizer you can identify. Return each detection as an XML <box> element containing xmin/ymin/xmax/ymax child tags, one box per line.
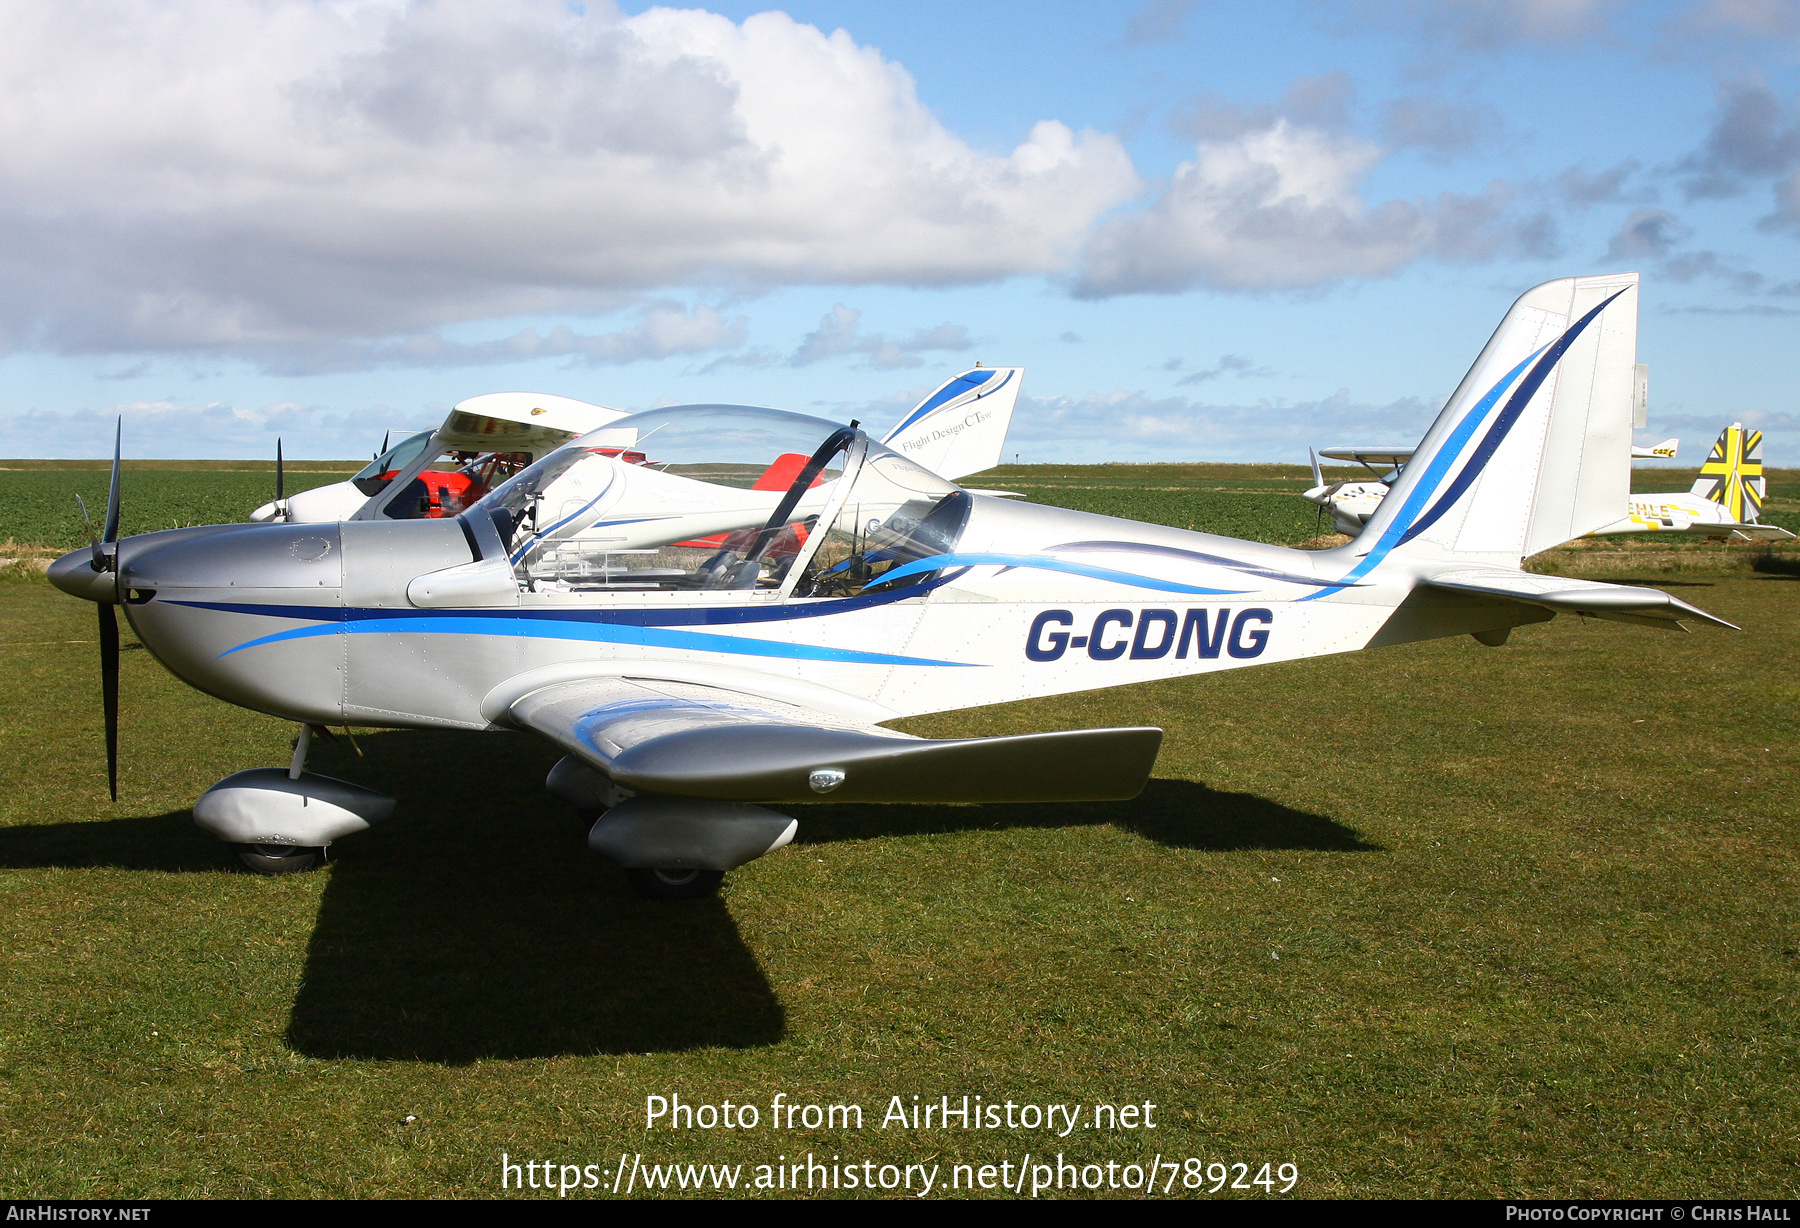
<box><xmin>1699</xmin><ymin>522</ymin><xmax>1797</xmax><ymax>542</ymax></box>
<box><xmin>1420</xmin><ymin>568</ymin><xmax>1737</xmax><ymax>632</ymax></box>
<box><xmin>510</xmin><ymin>676</ymin><xmax>1162</xmax><ymax>803</ymax></box>
<box><xmin>1318</xmin><ymin>446</ymin><xmax>1415</xmax><ymax>467</ymax></box>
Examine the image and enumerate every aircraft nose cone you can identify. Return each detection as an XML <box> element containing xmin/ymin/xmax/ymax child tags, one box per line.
<box><xmin>47</xmin><ymin>547</ymin><xmax>117</xmax><ymax>603</ymax></box>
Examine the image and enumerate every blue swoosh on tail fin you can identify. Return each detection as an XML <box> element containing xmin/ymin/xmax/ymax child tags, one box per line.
<box><xmin>1299</xmin><ymin>286</ymin><xmax>1627</xmax><ymax>600</ymax></box>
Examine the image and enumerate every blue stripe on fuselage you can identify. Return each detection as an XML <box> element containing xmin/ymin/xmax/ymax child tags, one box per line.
<box><xmin>211</xmin><ymin>615</ymin><xmax>975</xmax><ymax>667</ymax></box>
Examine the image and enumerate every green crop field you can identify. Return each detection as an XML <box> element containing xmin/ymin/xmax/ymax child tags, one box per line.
<box><xmin>4</xmin><ymin>460</ymin><xmax>1796</xmax><ymax>556</ymax></box>
<box><xmin>0</xmin><ymin>465</ymin><xmax>1797</xmax><ymax>1200</ymax></box>
<box><xmin>0</xmin><ymin>468</ymin><xmax>354</xmax><ymax>554</ymax></box>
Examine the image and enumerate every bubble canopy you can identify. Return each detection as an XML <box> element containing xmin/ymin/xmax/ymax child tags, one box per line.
<box><xmin>471</xmin><ymin>405</ymin><xmax>969</xmax><ymax>595</ymax></box>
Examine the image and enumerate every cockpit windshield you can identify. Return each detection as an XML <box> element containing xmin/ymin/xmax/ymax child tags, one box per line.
<box><xmin>472</xmin><ymin>404</ymin><xmax>968</xmax><ymax>596</ymax></box>
<box><xmin>352</xmin><ymin>431</ymin><xmax>434</xmax><ymax>496</ymax></box>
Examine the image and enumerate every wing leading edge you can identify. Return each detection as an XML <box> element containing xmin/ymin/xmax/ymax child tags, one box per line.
<box><xmin>510</xmin><ymin>676</ymin><xmax>1163</xmax><ymax>804</ymax></box>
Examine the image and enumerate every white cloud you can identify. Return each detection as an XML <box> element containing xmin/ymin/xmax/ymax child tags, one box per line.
<box><xmin>1680</xmin><ymin>0</ymin><xmax>1800</xmax><ymax>39</ymax></box>
<box><xmin>1000</xmin><ymin>388</ymin><xmax>1441</xmax><ymax>462</ymax></box>
<box><xmin>1606</xmin><ymin>208</ymin><xmax>1692</xmax><ymax>259</ymax></box>
<box><xmin>1381</xmin><ymin>94</ymin><xmax>1502</xmax><ymax>157</ymax></box>
<box><xmin>787</xmin><ymin>304</ymin><xmax>973</xmax><ymax>369</ymax></box>
<box><xmin>1676</xmin><ymin>82</ymin><xmax>1800</xmax><ymax>202</ymax></box>
<box><xmin>1556</xmin><ymin>159</ymin><xmax>1650</xmax><ymax>208</ymax></box>
<box><xmin>1337</xmin><ymin>0</ymin><xmax>1624</xmax><ymax>51</ymax></box>
<box><xmin>0</xmin><ymin>401</ymin><xmax>442</xmax><ymax>460</ymax></box>
<box><xmin>0</xmin><ymin>0</ymin><xmax>1137</xmax><ymax>361</ymax></box>
<box><xmin>1075</xmin><ymin>120</ymin><xmax>1551</xmax><ymax>296</ymax></box>
<box><xmin>251</xmin><ymin>303</ymin><xmax>749</xmax><ymax>375</ymax></box>
<box><xmin>1124</xmin><ymin>0</ymin><xmax>1203</xmax><ymax>45</ymax></box>
<box><xmin>1176</xmin><ymin>354</ymin><xmax>1274</xmax><ymax>385</ymax></box>
<box><xmin>1170</xmin><ymin>73</ymin><xmax>1356</xmax><ymax>141</ymax></box>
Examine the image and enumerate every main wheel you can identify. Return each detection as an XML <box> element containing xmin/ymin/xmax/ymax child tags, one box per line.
<box><xmin>625</xmin><ymin>867</ymin><xmax>724</xmax><ymax>901</ymax></box>
<box><xmin>233</xmin><ymin>843</ymin><xmax>324</xmax><ymax>875</ymax></box>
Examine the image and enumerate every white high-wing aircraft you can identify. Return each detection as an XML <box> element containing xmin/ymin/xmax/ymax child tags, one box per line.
<box><xmin>1303</xmin><ymin>446</ymin><xmax>1407</xmax><ymax>537</ymax></box>
<box><xmin>251</xmin><ymin>368</ymin><xmax>1024</xmax><ymax>524</ymax></box>
<box><xmin>1303</xmin><ymin>424</ymin><xmax>1790</xmax><ymax>543</ymax></box>
<box><xmin>251</xmin><ymin>392</ymin><xmax>626</xmax><ymax>524</ymax></box>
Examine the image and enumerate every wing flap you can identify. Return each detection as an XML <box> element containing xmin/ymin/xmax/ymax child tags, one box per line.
<box><xmin>1420</xmin><ymin>568</ymin><xmax>1738</xmax><ymax>632</ymax></box>
<box><xmin>510</xmin><ymin>676</ymin><xmax>1163</xmax><ymax>803</ymax></box>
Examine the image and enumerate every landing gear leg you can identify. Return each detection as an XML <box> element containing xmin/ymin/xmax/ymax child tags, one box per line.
<box><xmin>625</xmin><ymin>868</ymin><xmax>725</xmax><ymax>901</ymax></box>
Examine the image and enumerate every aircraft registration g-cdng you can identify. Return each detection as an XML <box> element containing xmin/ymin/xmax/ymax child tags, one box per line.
<box><xmin>51</xmin><ymin>272</ymin><xmax>1734</xmax><ymax>899</ymax></box>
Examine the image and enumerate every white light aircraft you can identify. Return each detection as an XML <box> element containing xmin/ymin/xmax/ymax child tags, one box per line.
<box><xmin>251</xmin><ymin>368</ymin><xmax>1024</xmax><ymax>525</ymax></box>
<box><xmin>52</xmin><ymin>273</ymin><xmax>1734</xmax><ymax>901</ymax></box>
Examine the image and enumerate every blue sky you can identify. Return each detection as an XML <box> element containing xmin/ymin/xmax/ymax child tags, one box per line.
<box><xmin>1</xmin><ymin>0</ymin><xmax>1796</xmax><ymax>462</ymax></box>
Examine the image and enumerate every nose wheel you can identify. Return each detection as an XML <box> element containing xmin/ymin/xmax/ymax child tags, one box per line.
<box><xmin>232</xmin><ymin>843</ymin><xmax>325</xmax><ymax>875</ymax></box>
<box><xmin>625</xmin><ymin>867</ymin><xmax>724</xmax><ymax>900</ymax></box>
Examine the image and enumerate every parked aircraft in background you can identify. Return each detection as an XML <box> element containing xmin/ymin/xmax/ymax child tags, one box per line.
<box><xmin>252</xmin><ymin>392</ymin><xmax>624</xmax><ymax>524</ymax></box>
<box><xmin>1303</xmin><ymin>446</ymin><xmax>1406</xmax><ymax>536</ymax></box>
<box><xmin>53</xmin><ymin>274</ymin><xmax>1734</xmax><ymax>901</ymax></box>
<box><xmin>1303</xmin><ymin>424</ymin><xmax>1786</xmax><ymax>542</ymax></box>
<box><xmin>1588</xmin><ymin>424</ymin><xmax>1794</xmax><ymax>541</ymax></box>
<box><xmin>250</xmin><ymin>367</ymin><xmax>1024</xmax><ymax>525</ymax></box>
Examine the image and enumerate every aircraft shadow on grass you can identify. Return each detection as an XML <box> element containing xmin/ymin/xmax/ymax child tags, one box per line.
<box><xmin>0</xmin><ymin>728</ymin><xmax>1376</xmax><ymax>1065</ymax></box>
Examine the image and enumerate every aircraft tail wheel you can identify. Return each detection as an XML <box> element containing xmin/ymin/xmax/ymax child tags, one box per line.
<box><xmin>232</xmin><ymin>843</ymin><xmax>325</xmax><ymax>875</ymax></box>
<box><xmin>626</xmin><ymin>867</ymin><xmax>725</xmax><ymax>901</ymax></box>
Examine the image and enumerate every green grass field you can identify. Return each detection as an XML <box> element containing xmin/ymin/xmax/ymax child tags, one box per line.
<box><xmin>0</xmin><ymin>466</ymin><xmax>1796</xmax><ymax>1199</ymax></box>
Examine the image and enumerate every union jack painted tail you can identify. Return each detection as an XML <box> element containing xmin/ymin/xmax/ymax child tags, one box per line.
<box><xmin>1690</xmin><ymin>423</ymin><xmax>1766</xmax><ymax>523</ymax></box>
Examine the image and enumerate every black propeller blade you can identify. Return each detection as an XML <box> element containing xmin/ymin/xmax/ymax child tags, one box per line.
<box><xmin>99</xmin><ymin>602</ymin><xmax>119</xmax><ymax>801</ymax></box>
<box><xmin>276</xmin><ymin>437</ymin><xmax>285</xmax><ymax>505</ymax></box>
<box><xmin>98</xmin><ymin>418</ymin><xmax>122</xmax><ymax>799</ymax></box>
<box><xmin>102</xmin><ymin>418</ymin><xmax>121</xmax><ymax>549</ymax></box>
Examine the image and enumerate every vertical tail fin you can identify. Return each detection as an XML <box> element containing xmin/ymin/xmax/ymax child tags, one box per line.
<box><xmin>1690</xmin><ymin>423</ymin><xmax>1766</xmax><ymax>522</ymax></box>
<box><xmin>880</xmin><ymin>367</ymin><xmax>1023</xmax><ymax>481</ymax></box>
<box><xmin>1349</xmin><ymin>272</ymin><xmax>1639</xmax><ymax>571</ymax></box>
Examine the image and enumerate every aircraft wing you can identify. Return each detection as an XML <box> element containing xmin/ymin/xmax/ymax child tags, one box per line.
<box><xmin>508</xmin><ymin>676</ymin><xmax>1162</xmax><ymax>803</ymax></box>
<box><xmin>1318</xmin><ymin>446</ymin><xmax>1415</xmax><ymax>467</ymax></box>
<box><xmin>1419</xmin><ymin>568</ymin><xmax>1738</xmax><ymax>632</ymax></box>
